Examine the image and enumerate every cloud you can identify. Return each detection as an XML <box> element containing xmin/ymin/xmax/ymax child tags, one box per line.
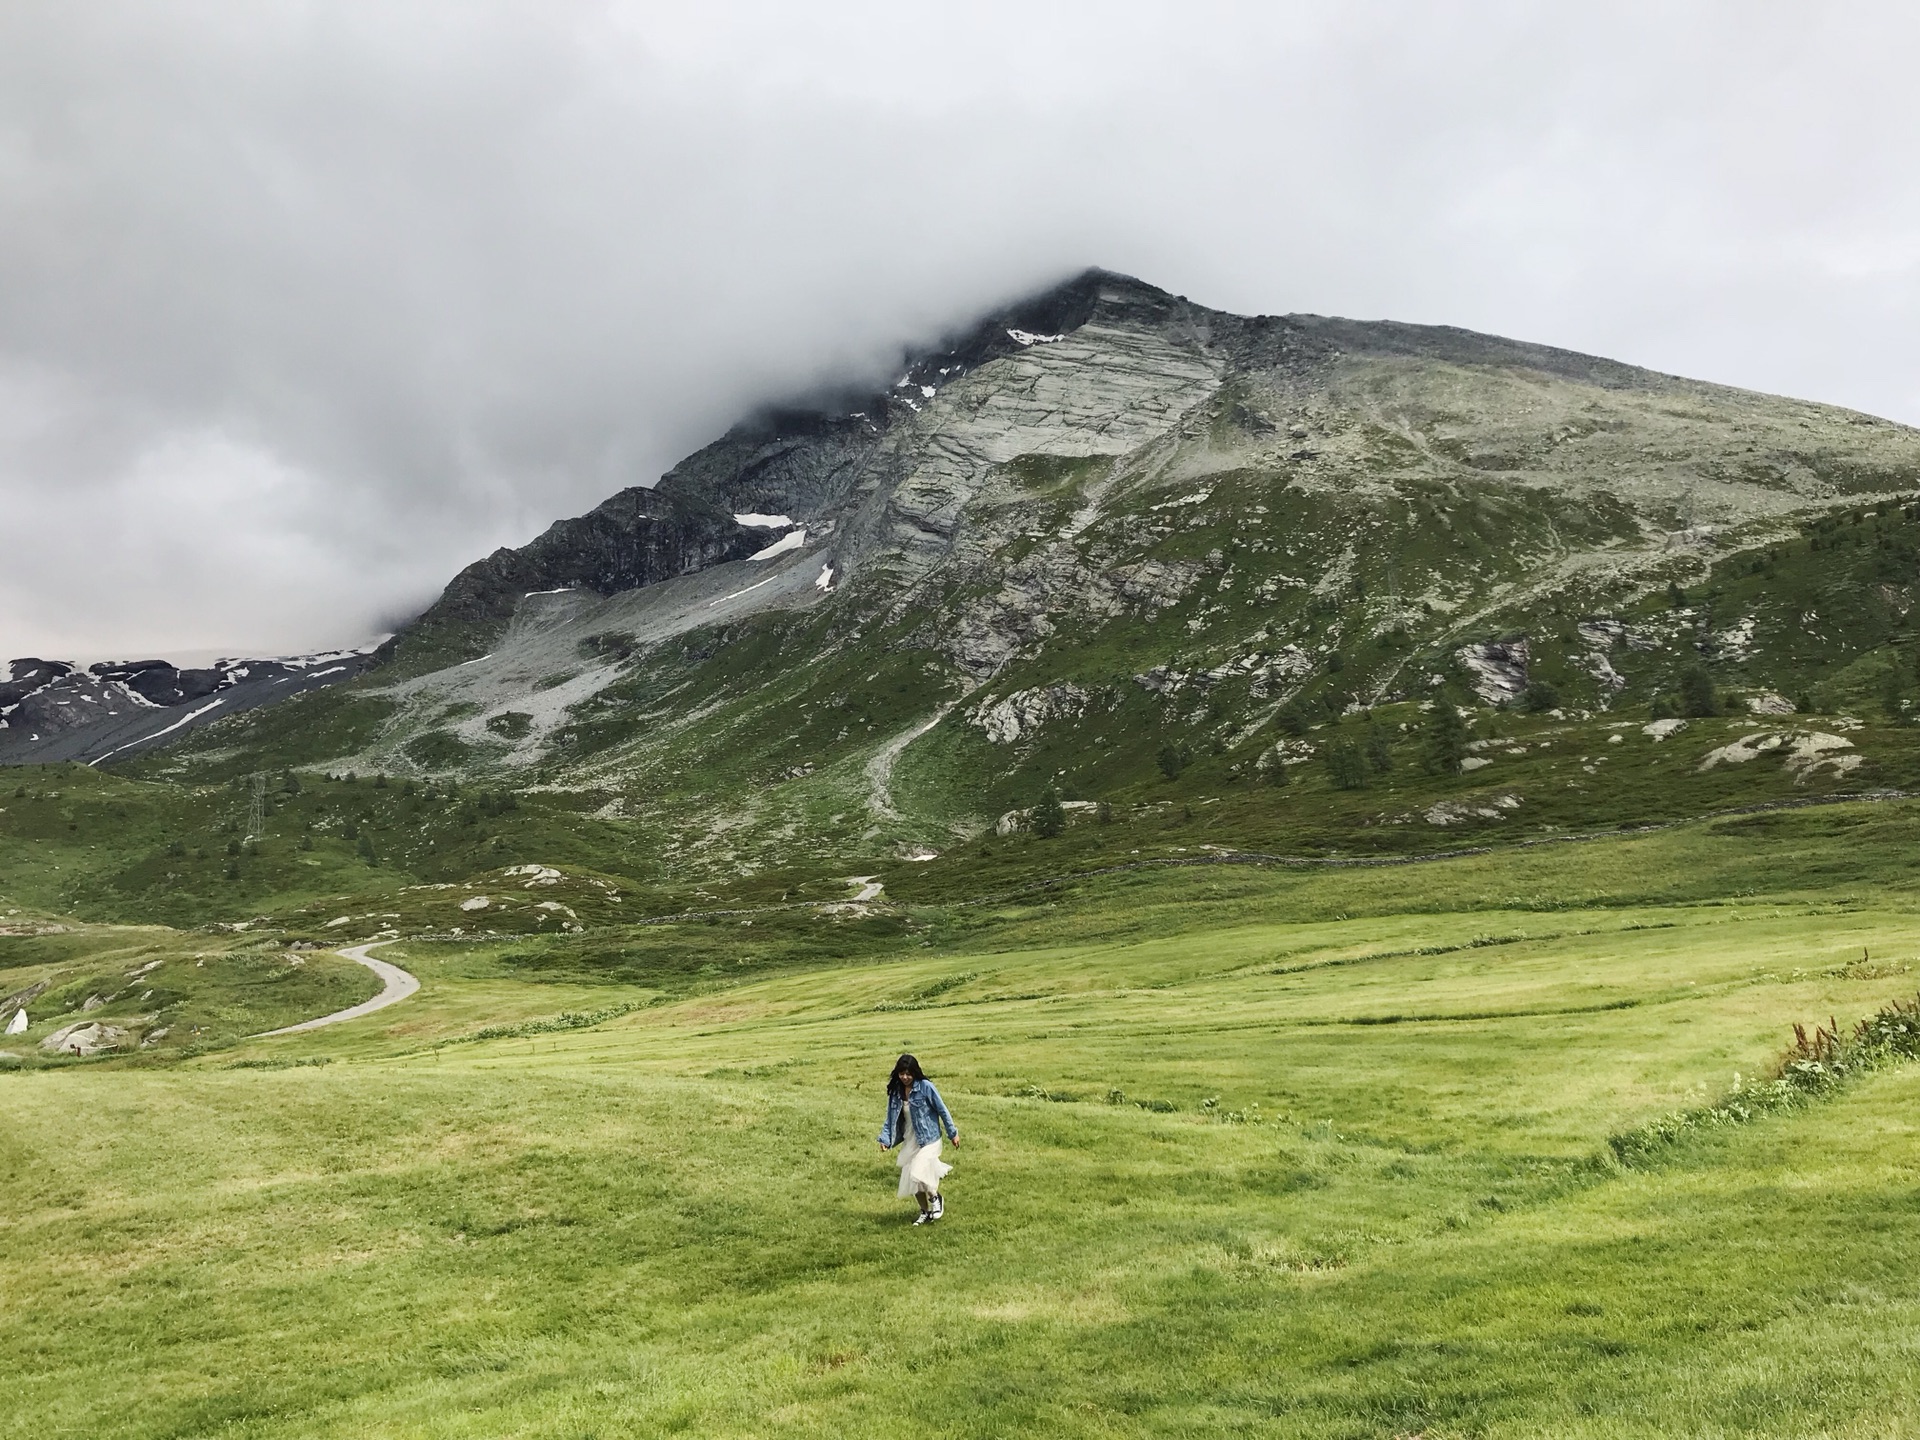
<box><xmin>3</xmin><ymin>1</ymin><xmax>1918</xmax><ymax>658</ymax></box>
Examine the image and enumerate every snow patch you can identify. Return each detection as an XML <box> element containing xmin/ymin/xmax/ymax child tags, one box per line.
<box><xmin>733</xmin><ymin>513</ymin><xmax>794</xmax><ymax>529</ymax></box>
<box><xmin>708</xmin><ymin>572</ymin><xmax>784</xmax><ymax>608</ymax></box>
<box><xmin>87</xmin><ymin>698</ymin><xmax>226</xmax><ymax>765</ymax></box>
<box><xmin>815</xmin><ymin>563</ymin><xmax>835</xmax><ymax>591</ymax></box>
<box><xmin>748</xmin><ymin>528</ymin><xmax>807</xmax><ymax>562</ymax></box>
<box><xmin>1007</xmin><ymin>329</ymin><xmax>1065</xmax><ymax>346</ymax></box>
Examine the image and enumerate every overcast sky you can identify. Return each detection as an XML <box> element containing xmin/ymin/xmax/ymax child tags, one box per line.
<box><xmin>5</xmin><ymin>2</ymin><xmax>1918</xmax><ymax>662</ymax></box>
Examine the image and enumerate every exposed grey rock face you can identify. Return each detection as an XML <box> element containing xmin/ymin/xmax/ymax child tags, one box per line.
<box><xmin>383</xmin><ymin>484</ymin><xmax>769</xmax><ymax>666</ymax></box>
<box><xmin>969</xmin><ymin>683</ymin><xmax>1091</xmax><ymax>745</ymax></box>
<box><xmin>1580</xmin><ymin>650</ymin><xmax>1627</xmax><ymax>693</ymax></box>
<box><xmin>1455</xmin><ymin>641</ymin><xmax>1531</xmax><ymax>705</ymax></box>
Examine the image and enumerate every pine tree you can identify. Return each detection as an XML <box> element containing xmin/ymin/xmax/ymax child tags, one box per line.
<box><xmin>1326</xmin><ymin>739</ymin><xmax>1369</xmax><ymax>790</ymax></box>
<box><xmin>1365</xmin><ymin>726</ymin><xmax>1394</xmax><ymax>774</ymax></box>
<box><xmin>1424</xmin><ymin>702</ymin><xmax>1469</xmax><ymax>775</ymax></box>
<box><xmin>1678</xmin><ymin>665</ymin><xmax>1719</xmax><ymax>718</ymax></box>
<box><xmin>1031</xmin><ymin>787</ymin><xmax>1067</xmax><ymax>839</ymax></box>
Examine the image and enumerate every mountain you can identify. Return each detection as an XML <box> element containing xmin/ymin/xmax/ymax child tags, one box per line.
<box><xmin>58</xmin><ymin>267</ymin><xmax>1920</xmax><ymax>879</ymax></box>
<box><xmin>0</xmin><ymin>651</ymin><xmax>373</xmax><ymax>766</ymax></box>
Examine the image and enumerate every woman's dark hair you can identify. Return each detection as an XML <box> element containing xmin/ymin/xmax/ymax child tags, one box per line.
<box><xmin>888</xmin><ymin>1053</ymin><xmax>927</xmax><ymax>1097</ymax></box>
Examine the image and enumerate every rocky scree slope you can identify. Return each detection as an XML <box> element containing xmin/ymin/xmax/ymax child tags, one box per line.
<box><xmin>133</xmin><ymin>269</ymin><xmax>1920</xmax><ymax>868</ymax></box>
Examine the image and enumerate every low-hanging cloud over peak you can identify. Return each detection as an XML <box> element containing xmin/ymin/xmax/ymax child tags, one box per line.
<box><xmin>4</xmin><ymin>2</ymin><xmax>1918</xmax><ymax>659</ymax></box>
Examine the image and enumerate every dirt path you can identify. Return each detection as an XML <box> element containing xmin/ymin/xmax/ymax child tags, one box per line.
<box><xmin>865</xmin><ymin>696</ymin><xmax>971</xmax><ymax>821</ymax></box>
<box><xmin>254</xmin><ymin>941</ymin><xmax>421</xmax><ymax>1037</ymax></box>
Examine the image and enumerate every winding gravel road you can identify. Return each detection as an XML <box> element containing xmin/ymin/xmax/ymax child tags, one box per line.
<box><xmin>254</xmin><ymin>941</ymin><xmax>420</xmax><ymax>1038</ymax></box>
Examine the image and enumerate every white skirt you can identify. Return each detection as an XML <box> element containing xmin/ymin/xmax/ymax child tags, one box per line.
<box><xmin>896</xmin><ymin>1133</ymin><xmax>952</xmax><ymax>1197</ymax></box>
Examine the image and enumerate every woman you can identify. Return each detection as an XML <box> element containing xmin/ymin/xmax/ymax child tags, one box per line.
<box><xmin>877</xmin><ymin>1053</ymin><xmax>959</xmax><ymax>1224</ymax></box>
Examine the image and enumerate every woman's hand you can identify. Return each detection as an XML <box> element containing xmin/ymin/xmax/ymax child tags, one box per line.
<box><xmin>947</xmin><ymin>1135</ymin><xmax>959</xmax><ymax>1148</ymax></box>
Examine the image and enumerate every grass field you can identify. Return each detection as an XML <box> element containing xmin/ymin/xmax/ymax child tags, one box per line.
<box><xmin>7</xmin><ymin>807</ymin><xmax>1920</xmax><ymax>1437</ymax></box>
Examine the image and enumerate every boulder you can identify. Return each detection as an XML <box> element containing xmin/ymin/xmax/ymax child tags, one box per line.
<box><xmin>40</xmin><ymin>1022</ymin><xmax>129</xmax><ymax>1056</ymax></box>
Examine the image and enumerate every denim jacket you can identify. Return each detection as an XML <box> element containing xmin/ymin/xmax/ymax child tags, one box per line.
<box><xmin>878</xmin><ymin>1080</ymin><xmax>958</xmax><ymax>1148</ymax></box>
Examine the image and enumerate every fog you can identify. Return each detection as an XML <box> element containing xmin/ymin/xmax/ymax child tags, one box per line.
<box><xmin>4</xmin><ymin>2</ymin><xmax>1917</xmax><ymax>660</ymax></box>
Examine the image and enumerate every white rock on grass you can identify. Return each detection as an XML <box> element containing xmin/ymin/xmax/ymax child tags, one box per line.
<box><xmin>1695</xmin><ymin>730</ymin><xmax>1861</xmax><ymax>783</ymax></box>
<box><xmin>1424</xmin><ymin>795</ymin><xmax>1521</xmax><ymax>826</ymax></box>
<box><xmin>41</xmin><ymin>1022</ymin><xmax>129</xmax><ymax>1056</ymax></box>
<box><xmin>1643</xmin><ymin>718</ymin><xmax>1689</xmax><ymax>740</ymax></box>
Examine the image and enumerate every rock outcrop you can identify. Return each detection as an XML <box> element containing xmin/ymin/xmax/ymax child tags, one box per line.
<box><xmin>40</xmin><ymin>1021</ymin><xmax>130</xmax><ymax>1056</ymax></box>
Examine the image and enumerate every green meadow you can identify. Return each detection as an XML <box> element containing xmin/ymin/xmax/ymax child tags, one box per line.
<box><xmin>7</xmin><ymin>806</ymin><xmax>1920</xmax><ymax>1437</ymax></box>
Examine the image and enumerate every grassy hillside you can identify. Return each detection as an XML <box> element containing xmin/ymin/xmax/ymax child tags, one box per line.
<box><xmin>6</xmin><ymin>812</ymin><xmax>1920</xmax><ymax>1436</ymax></box>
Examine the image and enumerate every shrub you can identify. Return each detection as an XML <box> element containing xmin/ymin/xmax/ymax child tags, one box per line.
<box><xmin>1521</xmin><ymin>679</ymin><xmax>1560</xmax><ymax>713</ymax></box>
<box><xmin>486</xmin><ymin>711</ymin><xmax>534</xmax><ymax>740</ymax></box>
<box><xmin>1609</xmin><ymin>991</ymin><xmax>1920</xmax><ymax>1165</ymax></box>
<box><xmin>1155</xmin><ymin>744</ymin><xmax>1188</xmax><ymax>781</ymax></box>
<box><xmin>404</xmin><ymin>730</ymin><xmax>472</xmax><ymax>769</ymax></box>
<box><xmin>1275</xmin><ymin>705</ymin><xmax>1310</xmax><ymax>737</ymax></box>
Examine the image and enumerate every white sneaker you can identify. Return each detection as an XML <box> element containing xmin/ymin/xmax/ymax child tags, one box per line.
<box><xmin>930</xmin><ymin>1196</ymin><xmax>944</xmax><ymax>1221</ymax></box>
<box><xmin>913</xmin><ymin>1210</ymin><xmax>931</xmax><ymax>1225</ymax></box>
